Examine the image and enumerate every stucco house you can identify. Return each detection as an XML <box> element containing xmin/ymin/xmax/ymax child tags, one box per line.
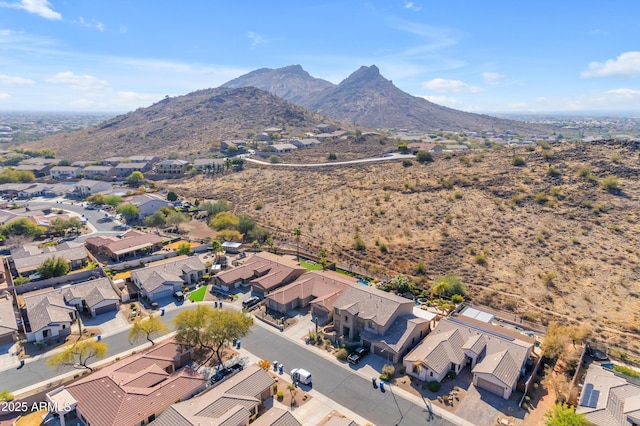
<box><xmin>73</xmin><ymin>179</ymin><xmax>113</xmax><ymax>197</ymax></box>
<box><xmin>50</xmin><ymin>166</ymin><xmax>82</xmax><ymax>180</ymax></box>
<box><xmin>82</xmin><ymin>165</ymin><xmax>114</xmax><ymax>179</ymax></box>
<box><xmin>46</xmin><ymin>340</ymin><xmax>206</xmax><ymax>426</ymax></box>
<box><xmin>85</xmin><ymin>230</ymin><xmax>165</xmax><ymax>261</ymax></box>
<box><xmin>22</xmin><ymin>289</ymin><xmax>76</xmax><ymax>342</ymax></box>
<box><xmin>61</xmin><ymin>278</ymin><xmax>120</xmax><ymax>317</ymax></box>
<box><xmin>130</xmin><ymin>193</ymin><xmax>172</xmax><ymax>219</ymax></box>
<box><xmin>213</xmin><ymin>252</ymin><xmax>305</xmax><ymax>298</ymax></box>
<box><xmin>153</xmin><ymin>365</ymin><xmax>293</xmax><ymax>426</ymax></box>
<box><xmin>576</xmin><ymin>363</ymin><xmax>640</xmax><ymax>425</ymax></box>
<box><xmin>265</xmin><ymin>270</ymin><xmax>357</xmax><ymax>323</ymax></box>
<box><xmin>114</xmin><ymin>162</ymin><xmax>151</xmax><ymax>178</ymax></box>
<box><xmin>333</xmin><ymin>285</ymin><xmax>433</xmax><ymax>363</ymax></box>
<box><xmin>131</xmin><ymin>256</ymin><xmax>207</xmax><ymax>301</ymax></box>
<box><xmin>0</xmin><ymin>293</ymin><xmax>19</xmax><ymax>345</ymax></box>
<box><xmin>403</xmin><ymin>315</ymin><xmax>535</xmax><ymax>399</ymax></box>
<box><xmin>10</xmin><ymin>241</ymin><xmax>88</xmax><ymax>277</ymax></box>
<box><xmin>155</xmin><ymin>159</ymin><xmax>189</xmax><ymax>175</ymax></box>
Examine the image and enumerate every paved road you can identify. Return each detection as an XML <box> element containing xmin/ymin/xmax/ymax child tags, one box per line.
<box><xmin>0</xmin><ymin>306</ymin><xmax>451</xmax><ymax>425</ymax></box>
<box><xmin>245</xmin><ymin>152</ymin><xmax>416</xmax><ymax>167</ymax></box>
<box><xmin>241</xmin><ymin>327</ymin><xmax>450</xmax><ymax>426</ymax></box>
<box><xmin>20</xmin><ymin>200</ymin><xmax>128</xmax><ymax>240</ymax></box>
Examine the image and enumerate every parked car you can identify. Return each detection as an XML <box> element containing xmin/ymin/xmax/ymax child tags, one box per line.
<box><xmin>242</xmin><ymin>296</ymin><xmax>260</xmax><ymax>309</ymax></box>
<box><xmin>173</xmin><ymin>291</ymin><xmax>184</xmax><ymax>302</ymax></box>
<box><xmin>347</xmin><ymin>347</ymin><xmax>368</xmax><ymax>364</ymax></box>
<box><xmin>210</xmin><ymin>368</ymin><xmax>229</xmax><ymax>384</ymax></box>
<box><xmin>84</xmin><ymin>204</ymin><xmax>96</xmax><ymax>210</ymax></box>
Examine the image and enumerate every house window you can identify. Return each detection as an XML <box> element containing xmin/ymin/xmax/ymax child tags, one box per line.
<box><xmin>344</xmin><ymin>316</ymin><xmax>348</xmax><ymax>321</ymax></box>
<box><xmin>412</xmin><ymin>364</ymin><xmax>418</xmax><ymax>373</ymax></box>
<box><xmin>430</xmin><ymin>371</ymin><xmax>433</xmax><ymax>377</ymax></box>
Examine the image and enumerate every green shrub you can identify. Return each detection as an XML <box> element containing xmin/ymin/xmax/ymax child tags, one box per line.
<box><xmin>327</xmin><ymin>152</ymin><xmax>337</xmax><ymax>161</ymax></box>
<box><xmin>511</xmin><ymin>156</ymin><xmax>526</xmax><ymax>166</ymax></box>
<box><xmin>447</xmin><ymin>371</ymin><xmax>457</xmax><ymax>379</ymax></box>
<box><xmin>402</xmin><ymin>159</ymin><xmax>413</xmax><ymax>167</ymax></box>
<box><xmin>613</xmin><ymin>365</ymin><xmax>640</xmax><ymax>378</ymax></box>
<box><xmin>451</xmin><ymin>294</ymin><xmax>464</xmax><ymax>304</ymax></box>
<box><xmin>416</xmin><ymin>151</ymin><xmax>434</xmax><ymax>163</ymax></box>
<box><xmin>277</xmin><ymin>390</ymin><xmax>284</xmax><ymax>400</ymax></box>
<box><xmin>546</xmin><ymin>166</ymin><xmax>561</xmax><ymax>177</ymax></box>
<box><xmin>427</xmin><ymin>381</ymin><xmax>441</xmax><ymax>392</ymax></box>
<box><xmin>336</xmin><ymin>348</ymin><xmax>349</xmax><ymax>361</ymax></box>
<box><xmin>600</xmin><ymin>175</ymin><xmax>620</xmax><ymax>192</ymax></box>
<box><xmin>474</xmin><ymin>254</ymin><xmax>487</xmax><ymax>265</ymax></box>
<box><xmin>379</xmin><ymin>364</ymin><xmax>395</xmax><ymax>381</ymax></box>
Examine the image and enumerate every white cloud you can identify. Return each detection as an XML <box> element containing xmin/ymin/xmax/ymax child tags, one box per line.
<box><xmin>482</xmin><ymin>72</ymin><xmax>504</xmax><ymax>85</ymax></box>
<box><xmin>0</xmin><ymin>93</ymin><xmax>10</xmax><ymax>100</ymax></box>
<box><xmin>581</xmin><ymin>51</ymin><xmax>640</xmax><ymax>78</ymax></box>
<box><xmin>248</xmin><ymin>32</ymin><xmax>266</xmax><ymax>46</ymax></box>
<box><xmin>606</xmin><ymin>88</ymin><xmax>640</xmax><ymax>98</ymax></box>
<box><xmin>0</xmin><ymin>74</ymin><xmax>35</xmax><ymax>86</ymax></box>
<box><xmin>422</xmin><ymin>95</ymin><xmax>459</xmax><ymax>106</ymax></box>
<box><xmin>119</xmin><ymin>25</ymin><xmax>127</xmax><ymax>34</ymax></box>
<box><xmin>0</xmin><ymin>0</ymin><xmax>61</xmax><ymax>20</ymax></box>
<box><xmin>46</xmin><ymin>71</ymin><xmax>108</xmax><ymax>90</ymax></box>
<box><xmin>404</xmin><ymin>2</ymin><xmax>421</xmax><ymax>11</ymax></box>
<box><xmin>75</xmin><ymin>17</ymin><xmax>105</xmax><ymax>32</ymax></box>
<box><xmin>423</xmin><ymin>78</ymin><xmax>483</xmax><ymax>93</ymax></box>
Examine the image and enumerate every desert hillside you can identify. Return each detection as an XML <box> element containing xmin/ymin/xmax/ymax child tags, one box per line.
<box><xmin>168</xmin><ymin>140</ymin><xmax>640</xmax><ymax>352</ymax></box>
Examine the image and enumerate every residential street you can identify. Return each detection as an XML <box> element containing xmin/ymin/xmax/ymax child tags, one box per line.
<box><xmin>0</xmin><ymin>305</ymin><xmax>453</xmax><ymax>425</ymax></box>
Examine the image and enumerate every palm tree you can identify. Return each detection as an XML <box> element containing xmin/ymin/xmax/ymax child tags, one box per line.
<box><xmin>293</xmin><ymin>227</ymin><xmax>302</xmax><ymax>260</ymax></box>
<box><xmin>210</xmin><ymin>239</ymin><xmax>223</xmax><ymax>264</ymax></box>
<box><xmin>430</xmin><ymin>280</ymin><xmax>448</xmax><ymax>301</ymax></box>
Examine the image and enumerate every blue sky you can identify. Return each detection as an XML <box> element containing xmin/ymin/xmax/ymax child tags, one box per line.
<box><xmin>1</xmin><ymin>0</ymin><xmax>639</xmax><ymax>114</ymax></box>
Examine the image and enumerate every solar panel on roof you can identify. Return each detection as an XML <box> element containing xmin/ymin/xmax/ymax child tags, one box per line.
<box><xmin>579</xmin><ymin>383</ymin><xmax>600</xmax><ymax>408</ymax></box>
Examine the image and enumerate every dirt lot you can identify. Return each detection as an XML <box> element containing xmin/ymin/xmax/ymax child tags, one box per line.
<box><xmin>166</xmin><ymin>140</ymin><xmax>640</xmax><ymax>355</ymax></box>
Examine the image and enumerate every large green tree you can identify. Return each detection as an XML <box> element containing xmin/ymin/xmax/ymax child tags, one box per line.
<box><xmin>126</xmin><ymin>171</ymin><xmax>144</xmax><ymax>186</ymax></box>
<box><xmin>128</xmin><ymin>315</ymin><xmax>168</xmax><ymax>346</ymax></box>
<box><xmin>544</xmin><ymin>402</ymin><xmax>589</xmax><ymax>426</ymax></box>
<box><xmin>0</xmin><ymin>218</ymin><xmax>45</xmax><ymax>238</ymax></box>
<box><xmin>116</xmin><ymin>203</ymin><xmax>139</xmax><ymax>222</ymax></box>
<box><xmin>173</xmin><ymin>305</ymin><xmax>253</xmax><ymax>367</ymax></box>
<box><xmin>202</xmin><ymin>200</ymin><xmax>229</xmax><ymax>217</ymax></box>
<box><xmin>37</xmin><ymin>256</ymin><xmax>70</xmax><ymax>278</ymax></box>
<box><xmin>165</xmin><ymin>211</ymin><xmax>190</xmax><ymax>233</ymax></box>
<box><xmin>143</xmin><ymin>210</ymin><xmax>166</xmax><ymax>233</ymax></box>
<box><xmin>209</xmin><ymin>211</ymin><xmax>239</xmax><ymax>231</ymax></box>
<box><xmin>103</xmin><ymin>194</ymin><xmax>122</xmax><ymax>208</ymax></box>
<box><xmin>46</xmin><ymin>340</ymin><xmax>108</xmax><ymax>372</ymax></box>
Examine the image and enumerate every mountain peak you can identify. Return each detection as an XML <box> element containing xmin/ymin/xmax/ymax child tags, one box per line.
<box><xmin>341</xmin><ymin>65</ymin><xmax>387</xmax><ymax>86</ymax></box>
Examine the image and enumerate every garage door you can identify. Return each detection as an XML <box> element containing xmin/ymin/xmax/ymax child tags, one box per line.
<box><xmin>94</xmin><ymin>303</ymin><xmax>118</xmax><ymax>316</ymax></box>
<box><xmin>152</xmin><ymin>289</ymin><xmax>173</xmax><ymax>301</ymax></box>
<box><xmin>476</xmin><ymin>376</ymin><xmax>505</xmax><ymax>397</ymax></box>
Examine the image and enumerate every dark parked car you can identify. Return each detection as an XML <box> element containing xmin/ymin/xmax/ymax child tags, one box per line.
<box><xmin>348</xmin><ymin>347</ymin><xmax>368</xmax><ymax>364</ymax></box>
<box><xmin>228</xmin><ymin>363</ymin><xmax>244</xmax><ymax>372</ymax></box>
<box><xmin>210</xmin><ymin>368</ymin><xmax>229</xmax><ymax>384</ymax></box>
<box><xmin>242</xmin><ymin>296</ymin><xmax>261</xmax><ymax>309</ymax></box>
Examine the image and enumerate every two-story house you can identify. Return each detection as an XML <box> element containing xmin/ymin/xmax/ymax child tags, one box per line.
<box><xmin>333</xmin><ymin>285</ymin><xmax>432</xmax><ymax>364</ymax></box>
<box><xmin>114</xmin><ymin>162</ymin><xmax>151</xmax><ymax>178</ymax></box>
<box><xmin>49</xmin><ymin>166</ymin><xmax>82</xmax><ymax>180</ymax></box>
<box><xmin>82</xmin><ymin>165</ymin><xmax>114</xmax><ymax>179</ymax></box>
<box><xmin>155</xmin><ymin>159</ymin><xmax>189</xmax><ymax>175</ymax></box>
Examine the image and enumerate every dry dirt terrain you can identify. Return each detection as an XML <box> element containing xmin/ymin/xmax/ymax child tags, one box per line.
<box><xmin>167</xmin><ymin>140</ymin><xmax>640</xmax><ymax>354</ymax></box>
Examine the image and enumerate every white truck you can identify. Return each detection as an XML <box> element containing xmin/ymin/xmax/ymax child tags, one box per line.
<box><xmin>291</xmin><ymin>368</ymin><xmax>312</xmax><ymax>385</ymax></box>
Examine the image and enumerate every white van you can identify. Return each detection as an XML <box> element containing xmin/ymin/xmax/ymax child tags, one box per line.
<box><xmin>291</xmin><ymin>368</ymin><xmax>312</xmax><ymax>385</ymax></box>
